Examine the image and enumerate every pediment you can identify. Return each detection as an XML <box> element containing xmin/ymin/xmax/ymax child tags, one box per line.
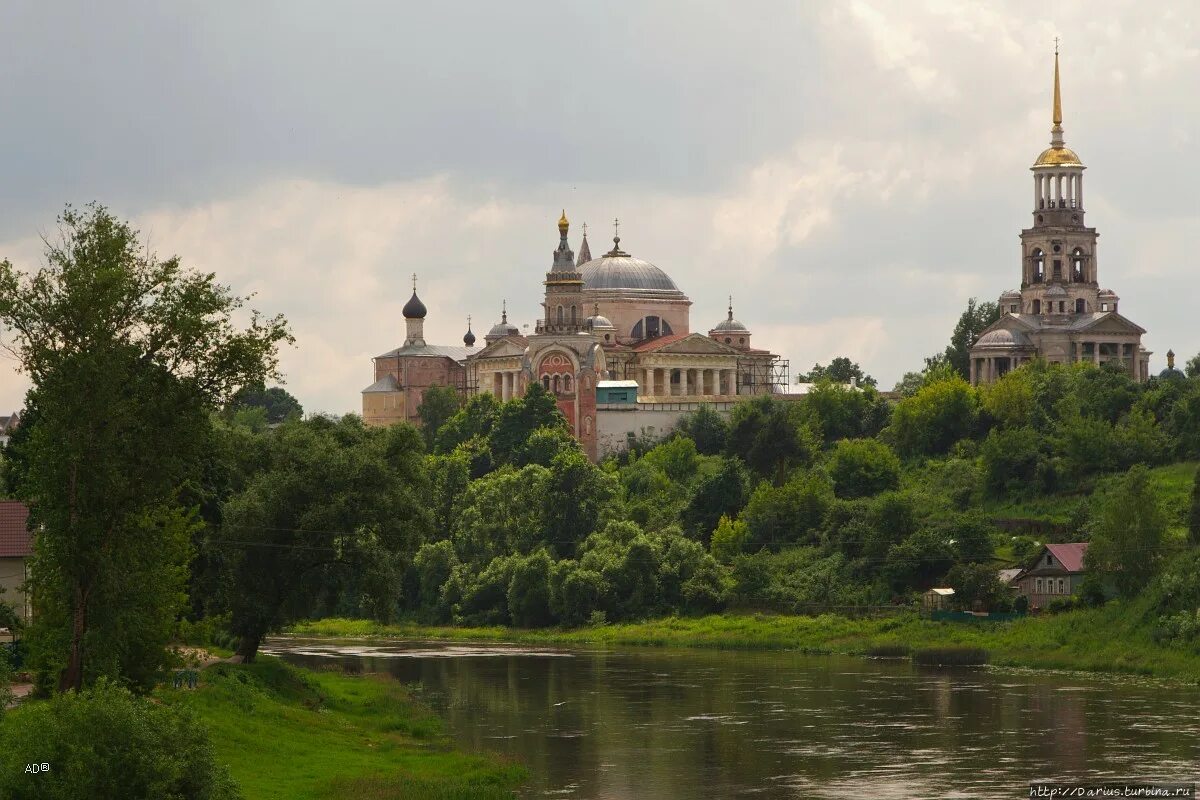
<box><xmin>651</xmin><ymin>333</ymin><xmax>741</xmax><ymax>355</ymax></box>
<box><xmin>1074</xmin><ymin>312</ymin><xmax>1146</xmax><ymax>336</ymax></box>
<box><xmin>470</xmin><ymin>338</ymin><xmax>526</xmax><ymax>360</ymax></box>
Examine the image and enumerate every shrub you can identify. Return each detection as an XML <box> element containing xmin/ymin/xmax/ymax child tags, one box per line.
<box><xmin>827</xmin><ymin>439</ymin><xmax>900</xmax><ymax>498</ymax></box>
<box><xmin>866</xmin><ymin>643</ymin><xmax>910</xmax><ymax>658</ymax></box>
<box><xmin>709</xmin><ymin>515</ymin><xmax>749</xmax><ymax>564</ymax></box>
<box><xmin>0</xmin><ymin>679</ymin><xmax>241</xmax><ymax>799</ymax></box>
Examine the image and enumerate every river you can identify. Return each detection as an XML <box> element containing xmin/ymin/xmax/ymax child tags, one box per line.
<box><xmin>262</xmin><ymin>637</ymin><xmax>1199</xmax><ymax>799</ymax></box>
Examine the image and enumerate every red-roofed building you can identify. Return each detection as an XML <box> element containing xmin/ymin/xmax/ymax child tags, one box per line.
<box><xmin>0</xmin><ymin>501</ymin><xmax>33</xmax><ymax>624</ymax></box>
<box><xmin>1014</xmin><ymin>542</ymin><xmax>1090</xmax><ymax>610</ymax></box>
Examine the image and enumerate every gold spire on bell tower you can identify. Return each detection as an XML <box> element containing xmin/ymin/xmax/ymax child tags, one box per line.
<box><xmin>558</xmin><ymin>209</ymin><xmax>569</xmax><ymax>234</ymax></box>
<box><xmin>1052</xmin><ymin>38</ymin><xmax>1063</xmax><ymax>128</ymax></box>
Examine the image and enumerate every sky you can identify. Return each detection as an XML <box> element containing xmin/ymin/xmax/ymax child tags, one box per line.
<box><xmin>0</xmin><ymin>1</ymin><xmax>1197</xmax><ymax>415</ymax></box>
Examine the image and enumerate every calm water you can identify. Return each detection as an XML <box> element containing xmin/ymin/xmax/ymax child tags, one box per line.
<box><xmin>262</xmin><ymin>637</ymin><xmax>1200</xmax><ymax>799</ymax></box>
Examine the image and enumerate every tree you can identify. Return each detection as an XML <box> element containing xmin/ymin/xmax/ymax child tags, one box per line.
<box><xmin>1085</xmin><ymin>465</ymin><xmax>1169</xmax><ymax>598</ymax></box>
<box><xmin>796</xmin><ymin>357</ymin><xmax>877</xmax><ymax>388</ymax></box>
<box><xmin>1190</xmin><ymin>468</ymin><xmax>1200</xmax><ymax>546</ymax></box>
<box><xmin>0</xmin><ymin>204</ymin><xmax>290</xmax><ymax>692</ymax></box>
<box><xmin>225</xmin><ymin>384</ymin><xmax>302</xmax><ymax>424</ymax></box>
<box><xmin>740</xmin><ymin>471</ymin><xmax>833</xmax><ymax>551</ymax></box>
<box><xmin>946</xmin><ymin>562</ymin><xmax>1009</xmax><ymax>612</ymax></box>
<box><xmin>980</xmin><ymin>426</ymin><xmax>1049</xmax><ymax>496</ymax></box>
<box><xmin>943</xmin><ymin>298</ymin><xmax>1000</xmax><ymax>379</ymax></box>
<box><xmin>488</xmin><ymin>383</ymin><xmax>568</xmax><ymax>465</ymax></box>
<box><xmin>827</xmin><ymin>439</ymin><xmax>900</xmax><ymax>499</ymax></box>
<box><xmin>727</xmin><ymin>395</ymin><xmax>817</xmax><ymax>484</ymax></box>
<box><xmin>887</xmin><ymin>376</ymin><xmax>980</xmax><ymax>459</ymax></box>
<box><xmin>709</xmin><ymin>515</ymin><xmax>749</xmax><ymax>564</ymax></box>
<box><xmin>681</xmin><ymin>457</ymin><xmax>748</xmax><ymax>542</ymax></box>
<box><xmin>218</xmin><ymin>416</ymin><xmax>429</xmax><ymax>661</ymax></box>
<box><xmin>1186</xmin><ymin>352</ymin><xmax>1200</xmax><ymax>379</ymax></box>
<box><xmin>416</xmin><ymin>385</ymin><xmax>461</xmax><ymax>449</ymax></box>
<box><xmin>676</xmin><ymin>405</ymin><xmax>728</xmax><ymax>455</ymax></box>
<box><xmin>434</xmin><ymin>393</ymin><xmax>501</xmax><ymax>455</ymax></box>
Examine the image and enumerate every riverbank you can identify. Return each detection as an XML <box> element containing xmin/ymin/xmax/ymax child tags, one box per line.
<box><xmin>290</xmin><ymin>602</ymin><xmax>1200</xmax><ymax>683</ymax></box>
<box><xmin>161</xmin><ymin>658</ymin><xmax>525</xmax><ymax>800</ymax></box>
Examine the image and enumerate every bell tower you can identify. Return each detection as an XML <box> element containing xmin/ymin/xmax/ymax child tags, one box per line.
<box><xmin>542</xmin><ymin>210</ymin><xmax>587</xmax><ymax>333</ymax></box>
<box><xmin>1019</xmin><ymin>46</ymin><xmax>1101</xmax><ymax>317</ymax></box>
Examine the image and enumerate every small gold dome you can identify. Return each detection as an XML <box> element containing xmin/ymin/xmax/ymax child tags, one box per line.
<box><xmin>558</xmin><ymin>209</ymin><xmax>569</xmax><ymax>232</ymax></box>
<box><xmin>1033</xmin><ymin>146</ymin><xmax>1084</xmax><ymax>168</ymax></box>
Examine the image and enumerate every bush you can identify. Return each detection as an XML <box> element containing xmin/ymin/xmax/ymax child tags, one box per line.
<box><xmin>827</xmin><ymin>439</ymin><xmax>900</xmax><ymax>498</ymax></box>
<box><xmin>0</xmin><ymin>679</ymin><xmax>241</xmax><ymax>799</ymax></box>
<box><xmin>550</xmin><ymin>565</ymin><xmax>608</xmax><ymax>628</ymax></box>
<box><xmin>866</xmin><ymin>643</ymin><xmax>910</xmax><ymax>658</ymax></box>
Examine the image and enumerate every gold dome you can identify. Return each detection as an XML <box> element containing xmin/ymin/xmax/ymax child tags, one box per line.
<box><xmin>558</xmin><ymin>209</ymin><xmax>569</xmax><ymax>233</ymax></box>
<box><xmin>1033</xmin><ymin>146</ymin><xmax>1084</xmax><ymax>168</ymax></box>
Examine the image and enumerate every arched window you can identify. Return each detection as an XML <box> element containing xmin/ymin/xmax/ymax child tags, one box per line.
<box><xmin>1032</xmin><ymin>249</ymin><xmax>1045</xmax><ymax>283</ymax></box>
<box><xmin>1075</xmin><ymin>298</ymin><xmax>1085</xmax><ymax>313</ymax></box>
<box><xmin>570</xmin><ymin>305</ymin><xmax>577</xmax><ymax>324</ymax></box>
<box><xmin>1072</xmin><ymin>248</ymin><xmax>1085</xmax><ymax>281</ymax></box>
<box><xmin>556</xmin><ymin>306</ymin><xmax>564</xmax><ymax>325</ymax></box>
<box><xmin>724</xmin><ymin>337</ymin><xmax>732</xmax><ymax>344</ymax></box>
<box><xmin>542</xmin><ymin>375</ymin><xmax>550</xmax><ymax>390</ymax></box>
<box><xmin>661</xmin><ymin>320</ymin><xmax>673</xmax><ymax>335</ymax></box>
<box><xmin>563</xmin><ymin>374</ymin><xmax>573</xmax><ymax>393</ymax></box>
<box><xmin>631</xmin><ymin>320</ymin><xmax>644</xmax><ymax>339</ymax></box>
<box><xmin>552</xmin><ymin>374</ymin><xmax>561</xmax><ymax>393</ymax></box>
<box><xmin>1033</xmin><ymin>299</ymin><xmax>1042</xmax><ymax>314</ymax></box>
<box><xmin>739</xmin><ymin>337</ymin><xmax>745</xmax><ymax>345</ymax></box>
<box><xmin>604</xmin><ymin>333</ymin><xmax>611</xmax><ymax>342</ymax></box>
<box><xmin>646</xmin><ymin>316</ymin><xmax>661</xmax><ymax>339</ymax></box>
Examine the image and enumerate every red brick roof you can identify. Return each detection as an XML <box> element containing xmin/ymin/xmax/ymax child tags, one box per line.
<box><xmin>0</xmin><ymin>501</ymin><xmax>32</xmax><ymax>558</ymax></box>
<box><xmin>1046</xmin><ymin>542</ymin><xmax>1089</xmax><ymax>573</ymax></box>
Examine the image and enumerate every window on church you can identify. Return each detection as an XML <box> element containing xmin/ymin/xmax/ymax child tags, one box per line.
<box><xmin>670</xmin><ymin>369</ymin><xmax>680</xmax><ymax>384</ymax></box>
<box><xmin>646</xmin><ymin>316</ymin><xmax>661</xmax><ymax>339</ymax></box>
<box><xmin>1009</xmin><ymin>304</ymin><xmax>1018</xmax><ymax>314</ymax></box>
<box><xmin>1101</xmin><ymin>302</ymin><xmax>1108</xmax><ymax>312</ymax></box>
<box><xmin>556</xmin><ymin>306</ymin><xmax>564</xmax><ymax>325</ymax></box>
<box><xmin>570</xmin><ymin>305</ymin><xmax>577</xmax><ymax>325</ymax></box>
<box><xmin>1072</xmin><ymin>248</ymin><xmax>1084</xmax><ymax>281</ymax></box>
<box><xmin>724</xmin><ymin>337</ymin><xmax>731</xmax><ymax>344</ymax></box>
<box><xmin>564</xmin><ymin>374</ymin><xmax>573</xmax><ymax>393</ymax></box>
<box><xmin>542</xmin><ymin>375</ymin><xmax>550</xmax><ymax>390</ymax></box>
<box><xmin>1032</xmin><ymin>249</ymin><xmax>1045</xmax><ymax>283</ymax></box>
<box><xmin>1033</xmin><ymin>299</ymin><xmax>1041</xmax><ymax>314</ymax></box>
<box><xmin>661</xmin><ymin>320</ymin><xmax>673</xmax><ymax>335</ymax></box>
<box><xmin>1058</xmin><ymin>301</ymin><xmax>1065</xmax><ymax>313</ymax></box>
<box><xmin>631</xmin><ymin>320</ymin><xmax>644</xmax><ymax>339</ymax></box>
<box><xmin>1053</xmin><ymin>259</ymin><xmax>1062</xmax><ymax>279</ymax></box>
<box><xmin>1075</xmin><ymin>299</ymin><xmax>1085</xmax><ymax>313</ymax></box>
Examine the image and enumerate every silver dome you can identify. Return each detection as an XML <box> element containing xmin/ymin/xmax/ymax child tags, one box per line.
<box><xmin>580</xmin><ymin>255</ymin><xmax>683</xmax><ymax>295</ymax></box>
<box><xmin>712</xmin><ymin>317</ymin><xmax>748</xmax><ymax>332</ymax></box>
<box><xmin>975</xmin><ymin>328</ymin><xmax>1032</xmax><ymax>349</ymax></box>
<box><xmin>488</xmin><ymin>321</ymin><xmax>520</xmax><ymax>338</ymax></box>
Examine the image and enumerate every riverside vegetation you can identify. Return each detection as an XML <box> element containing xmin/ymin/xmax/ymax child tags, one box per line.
<box><xmin>2</xmin><ymin>210</ymin><xmax>1200</xmax><ymax>797</ymax></box>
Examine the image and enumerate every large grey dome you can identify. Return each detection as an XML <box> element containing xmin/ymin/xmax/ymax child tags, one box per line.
<box><xmin>976</xmin><ymin>328</ymin><xmax>1032</xmax><ymax>349</ymax></box>
<box><xmin>580</xmin><ymin>253</ymin><xmax>683</xmax><ymax>295</ymax></box>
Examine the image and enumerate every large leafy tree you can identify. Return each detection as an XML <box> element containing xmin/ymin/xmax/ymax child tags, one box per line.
<box><xmin>887</xmin><ymin>376</ymin><xmax>980</xmax><ymax>459</ymax></box>
<box><xmin>943</xmin><ymin>298</ymin><xmax>1000</xmax><ymax>379</ymax></box>
<box><xmin>225</xmin><ymin>384</ymin><xmax>302</xmax><ymax>424</ymax></box>
<box><xmin>0</xmin><ymin>204</ymin><xmax>290</xmax><ymax>692</ymax></box>
<box><xmin>1085</xmin><ymin>465</ymin><xmax>1169</xmax><ymax>598</ymax></box>
<box><xmin>218</xmin><ymin>416</ymin><xmax>429</xmax><ymax>661</ymax></box>
<box><xmin>796</xmin><ymin>356</ymin><xmax>877</xmax><ymax>388</ymax></box>
<box><xmin>416</xmin><ymin>385</ymin><xmax>462</xmax><ymax>449</ymax></box>
<box><xmin>726</xmin><ymin>395</ymin><xmax>817</xmax><ymax>485</ymax></box>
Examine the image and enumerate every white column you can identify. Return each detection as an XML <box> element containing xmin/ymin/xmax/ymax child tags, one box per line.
<box><xmin>504</xmin><ymin>372</ymin><xmax>512</xmax><ymax>401</ymax></box>
<box><xmin>680</xmin><ymin>368</ymin><xmax>689</xmax><ymax>396</ymax></box>
<box><xmin>726</xmin><ymin>369</ymin><xmax>737</xmax><ymax>396</ymax></box>
<box><xmin>1076</xmin><ymin>173</ymin><xmax>1083</xmax><ymax>210</ymax></box>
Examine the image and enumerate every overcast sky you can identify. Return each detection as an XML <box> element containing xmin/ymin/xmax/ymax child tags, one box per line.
<box><xmin>0</xmin><ymin>1</ymin><xmax>1197</xmax><ymax>415</ymax></box>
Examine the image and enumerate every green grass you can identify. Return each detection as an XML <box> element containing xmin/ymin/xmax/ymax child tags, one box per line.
<box><xmin>291</xmin><ymin>600</ymin><xmax>1200</xmax><ymax>683</ymax></box>
<box><xmin>160</xmin><ymin>658</ymin><xmax>524</xmax><ymax>800</ymax></box>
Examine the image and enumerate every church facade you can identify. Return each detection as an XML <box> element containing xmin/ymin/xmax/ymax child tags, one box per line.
<box><xmin>363</xmin><ymin>213</ymin><xmax>785</xmax><ymax>459</ymax></box>
<box><xmin>970</xmin><ymin>51</ymin><xmax>1150</xmax><ymax>384</ymax></box>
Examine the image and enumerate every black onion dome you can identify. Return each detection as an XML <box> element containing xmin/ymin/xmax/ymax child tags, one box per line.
<box><xmin>403</xmin><ymin>291</ymin><xmax>427</xmax><ymax>319</ymax></box>
<box><xmin>463</xmin><ymin>327</ymin><xmax>476</xmax><ymax>346</ymax></box>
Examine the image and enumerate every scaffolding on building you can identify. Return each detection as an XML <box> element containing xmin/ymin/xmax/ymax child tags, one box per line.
<box><xmin>737</xmin><ymin>355</ymin><xmax>790</xmax><ymax>396</ymax></box>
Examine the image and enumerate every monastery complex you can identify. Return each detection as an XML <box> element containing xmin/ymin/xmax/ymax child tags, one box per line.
<box><xmin>364</xmin><ymin>50</ymin><xmax>1154</xmax><ymax>458</ymax></box>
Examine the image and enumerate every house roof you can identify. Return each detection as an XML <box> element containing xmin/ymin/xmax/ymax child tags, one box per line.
<box><xmin>361</xmin><ymin>374</ymin><xmax>401</xmax><ymax>394</ymax></box>
<box><xmin>998</xmin><ymin>568</ymin><xmax>1023</xmax><ymax>584</ymax></box>
<box><xmin>375</xmin><ymin>343</ymin><xmax>476</xmax><ymax>361</ymax></box>
<box><xmin>1045</xmin><ymin>542</ymin><xmax>1089</xmax><ymax>573</ymax></box>
<box><xmin>0</xmin><ymin>501</ymin><xmax>32</xmax><ymax>559</ymax></box>
<box><xmin>598</xmin><ymin>380</ymin><xmax>638</xmax><ymax>388</ymax></box>
<box><xmin>928</xmin><ymin>587</ymin><xmax>955</xmax><ymax>596</ymax></box>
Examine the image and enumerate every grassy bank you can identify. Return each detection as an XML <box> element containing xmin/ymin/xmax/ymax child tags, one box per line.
<box><xmin>291</xmin><ymin>601</ymin><xmax>1200</xmax><ymax>683</ymax></box>
<box><xmin>160</xmin><ymin>658</ymin><xmax>524</xmax><ymax>800</ymax></box>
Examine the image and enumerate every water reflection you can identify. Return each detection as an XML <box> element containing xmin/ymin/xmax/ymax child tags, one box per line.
<box><xmin>263</xmin><ymin>638</ymin><xmax>1200</xmax><ymax>800</ymax></box>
